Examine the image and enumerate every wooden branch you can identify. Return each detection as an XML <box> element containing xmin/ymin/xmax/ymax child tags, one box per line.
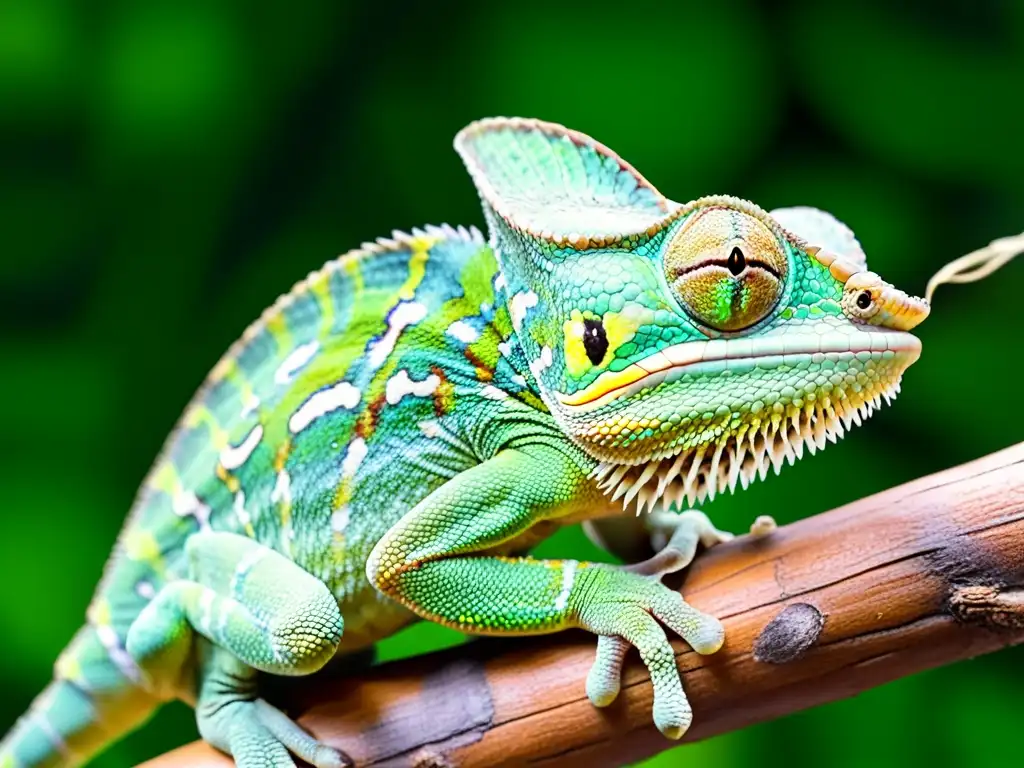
<box><xmin>145</xmin><ymin>443</ymin><xmax>1024</xmax><ymax>768</ymax></box>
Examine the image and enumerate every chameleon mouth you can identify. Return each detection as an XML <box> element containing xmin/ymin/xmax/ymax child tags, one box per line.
<box><xmin>556</xmin><ymin>329</ymin><xmax>922</xmax><ymax>411</ymax></box>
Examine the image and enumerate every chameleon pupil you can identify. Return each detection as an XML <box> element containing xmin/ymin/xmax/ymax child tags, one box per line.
<box><xmin>856</xmin><ymin>290</ymin><xmax>872</xmax><ymax>309</ymax></box>
<box><xmin>582</xmin><ymin>318</ymin><xmax>609</xmax><ymax>365</ymax></box>
<box><xmin>727</xmin><ymin>247</ymin><xmax>746</xmax><ymax>276</ymax></box>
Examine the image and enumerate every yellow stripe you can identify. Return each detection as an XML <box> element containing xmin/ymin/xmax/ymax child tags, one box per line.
<box><xmin>558</xmin><ymin>364</ymin><xmax>649</xmax><ymax>406</ymax></box>
<box><xmin>265</xmin><ymin>310</ymin><xmax>292</xmax><ymax>354</ymax></box>
<box><xmin>343</xmin><ymin>252</ymin><xmax>364</xmax><ymax>295</ymax></box>
<box><xmin>220</xmin><ymin>358</ymin><xmax>259</xmax><ymax>417</ymax></box>
<box><xmin>55</xmin><ymin>651</ymin><xmax>84</xmax><ymax>684</ymax></box>
<box><xmin>216</xmin><ymin>463</ymin><xmax>241</xmax><ymax>494</ymax></box>
<box><xmin>398</xmin><ymin>235</ymin><xmax>436</xmax><ymax>300</ymax></box>
<box><xmin>308</xmin><ymin>270</ymin><xmax>336</xmax><ymax>337</ymax></box>
<box><xmin>182</xmin><ymin>405</ymin><xmax>230</xmax><ymax>450</ymax></box>
<box><xmin>120</xmin><ymin>527</ymin><xmax>166</xmax><ymax>576</ymax></box>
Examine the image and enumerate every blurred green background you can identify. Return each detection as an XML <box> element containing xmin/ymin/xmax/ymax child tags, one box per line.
<box><xmin>1</xmin><ymin>0</ymin><xmax>1021</xmax><ymax>765</ymax></box>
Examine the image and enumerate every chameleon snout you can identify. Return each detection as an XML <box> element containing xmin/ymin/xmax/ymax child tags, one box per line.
<box><xmin>842</xmin><ymin>271</ymin><xmax>930</xmax><ymax>331</ymax></box>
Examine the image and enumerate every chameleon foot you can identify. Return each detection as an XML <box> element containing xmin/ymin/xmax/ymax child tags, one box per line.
<box><xmin>197</xmin><ymin>653</ymin><xmax>349</xmax><ymax>768</ymax></box>
<box><xmin>201</xmin><ymin>698</ymin><xmax>348</xmax><ymax>768</ymax></box>
<box><xmin>125</xmin><ymin>532</ymin><xmax>348</xmax><ymax>765</ymax></box>
<box><xmin>573</xmin><ymin>565</ymin><xmax>724</xmax><ymax>739</ymax></box>
<box><xmin>626</xmin><ymin>509</ymin><xmax>777</xmax><ymax>577</ymax></box>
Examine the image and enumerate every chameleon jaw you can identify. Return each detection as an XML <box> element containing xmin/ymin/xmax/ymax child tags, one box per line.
<box><xmin>591</xmin><ymin>373</ymin><xmax>904</xmax><ymax>515</ymax></box>
<box><xmin>556</xmin><ymin>329</ymin><xmax>922</xmax><ymax>412</ymax></box>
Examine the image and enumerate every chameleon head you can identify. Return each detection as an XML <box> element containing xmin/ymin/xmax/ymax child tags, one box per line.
<box><xmin>456</xmin><ymin>119</ymin><xmax>930</xmax><ymax>511</ymax></box>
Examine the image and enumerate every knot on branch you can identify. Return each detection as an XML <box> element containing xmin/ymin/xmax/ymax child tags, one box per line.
<box><xmin>752</xmin><ymin>603</ymin><xmax>825</xmax><ymax>664</ymax></box>
<box><xmin>949</xmin><ymin>585</ymin><xmax>1024</xmax><ymax>630</ymax></box>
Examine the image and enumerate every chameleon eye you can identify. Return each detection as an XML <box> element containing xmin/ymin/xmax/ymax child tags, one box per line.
<box><xmin>582</xmin><ymin>318</ymin><xmax>608</xmax><ymax>365</ymax></box>
<box><xmin>664</xmin><ymin>208</ymin><xmax>789</xmax><ymax>332</ymax></box>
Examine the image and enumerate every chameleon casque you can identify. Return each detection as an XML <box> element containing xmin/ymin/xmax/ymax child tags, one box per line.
<box><xmin>1</xmin><ymin>117</ymin><xmax>934</xmax><ymax>767</ymax></box>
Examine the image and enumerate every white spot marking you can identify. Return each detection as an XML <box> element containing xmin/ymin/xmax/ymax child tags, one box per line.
<box><xmin>95</xmin><ymin>623</ymin><xmax>141</xmax><ymax>682</ymax></box>
<box><xmin>511</xmin><ymin>374</ymin><xmax>528</xmax><ymax>388</ymax></box>
<box><xmin>275</xmin><ymin>340</ymin><xmax>319</xmax><ymax>385</ymax></box>
<box><xmin>219</xmin><ymin>424</ymin><xmax>263</xmax><ymax>471</ymax></box>
<box><xmin>136</xmin><ymin>581</ymin><xmax>156</xmax><ymax>600</ymax></box>
<box><xmin>494</xmin><ymin>273</ymin><xmax>507</xmax><ymax>292</ymax></box>
<box><xmin>446</xmin><ymin>320</ymin><xmax>479</xmax><ymax>344</ymax></box>
<box><xmin>272</xmin><ymin>469</ymin><xmax>294</xmax><ymax>558</ymax></box>
<box><xmin>419</xmin><ymin>420</ymin><xmax>442</xmax><ymax>439</ymax></box>
<box><xmin>385</xmin><ymin>370</ymin><xmax>441</xmax><ymax>405</ymax></box>
<box><xmin>289</xmin><ymin>381</ymin><xmax>361</xmax><ymax>433</ymax></box>
<box><xmin>331</xmin><ymin>507</ymin><xmax>350</xmax><ymax>533</ymax></box>
<box><xmin>480</xmin><ymin>385</ymin><xmax>508</xmax><ymax>401</ymax></box>
<box><xmin>368</xmin><ymin>301</ymin><xmax>428</xmax><ymax>368</ymax></box>
<box><xmin>341</xmin><ymin>437</ymin><xmax>368</xmax><ymax>478</ymax></box>
<box><xmin>233</xmin><ymin>491</ymin><xmax>252</xmax><ymax>529</ymax></box>
<box><xmin>230</xmin><ymin>547</ymin><xmax>267</xmax><ymax>596</ymax></box>
<box><xmin>509</xmin><ymin>291</ymin><xmax>538</xmax><ymax>332</ymax></box>
<box><xmin>497</xmin><ymin>341</ymin><xmax>513</xmax><ymax>358</ymax></box>
<box><xmin>327</xmin><ymin>439</ymin><xmax>367</xmax><ymax>535</ymax></box>
<box><xmin>554</xmin><ymin>560</ymin><xmax>577</xmax><ymax>611</ymax></box>
<box><xmin>271</xmin><ymin>469</ymin><xmax>291</xmax><ymax>506</ymax></box>
<box><xmin>172</xmin><ymin>490</ymin><xmax>211</xmax><ymax>529</ymax></box>
<box><xmin>529</xmin><ymin>345</ymin><xmax>553</xmax><ymax>380</ymax></box>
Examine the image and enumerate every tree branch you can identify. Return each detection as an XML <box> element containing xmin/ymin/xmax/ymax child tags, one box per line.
<box><xmin>144</xmin><ymin>443</ymin><xmax>1024</xmax><ymax>768</ymax></box>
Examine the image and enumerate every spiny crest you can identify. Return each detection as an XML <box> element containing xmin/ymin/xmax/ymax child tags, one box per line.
<box><xmin>591</xmin><ymin>379</ymin><xmax>900</xmax><ymax>515</ymax></box>
<box><xmin>361</xmin><ymin>223</ymin><xmax>486</xmax><ymax>256</ymax></box>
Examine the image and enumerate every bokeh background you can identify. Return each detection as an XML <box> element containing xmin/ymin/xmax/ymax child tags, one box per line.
<box><xmin>1</xmin><ymin>0</ymin><xmax>1022</xmax><ymax>765</ymax></box>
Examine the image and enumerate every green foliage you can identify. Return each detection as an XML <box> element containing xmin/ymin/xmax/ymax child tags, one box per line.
<box><xmin>0</xmin><ymin>0</ymin><xmax>1020</xmax><ymax>765</ymax></box>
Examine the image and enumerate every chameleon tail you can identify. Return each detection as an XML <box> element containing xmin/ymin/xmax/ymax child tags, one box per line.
<box><xmin>1</xmin><ymin>625</ymin><xmax>160</xmax><ymax>768</ymax></box>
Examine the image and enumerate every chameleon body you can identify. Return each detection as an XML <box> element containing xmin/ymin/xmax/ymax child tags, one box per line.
<box><xmin>0</xmin><ymin>118</ymin><xmax>931</xmax><ymax>767</ymax></box>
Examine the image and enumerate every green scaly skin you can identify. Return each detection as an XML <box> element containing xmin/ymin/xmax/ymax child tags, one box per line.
<box><xmin>0</xmin><ymin>118</ymin><xmax>931</xmax><ymax>767</ymax></box>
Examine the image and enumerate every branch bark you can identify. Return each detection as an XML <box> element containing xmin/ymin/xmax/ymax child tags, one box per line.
<box><xmin>144</xmin><ymin>442</ymin><xmax>1024</xmax><ymax>768</ymax></box>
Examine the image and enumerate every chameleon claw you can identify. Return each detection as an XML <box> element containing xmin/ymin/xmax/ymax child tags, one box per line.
<box><xmin>749</xmin><ymin>515</ymin><xmax>777</xmax><ymax>538</ymax></box>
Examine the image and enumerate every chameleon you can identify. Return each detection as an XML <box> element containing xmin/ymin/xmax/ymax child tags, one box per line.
<box><xmin>2</xmin><ymin>117</ymin><xmax>938</xmax><ymax>767</ymax></box>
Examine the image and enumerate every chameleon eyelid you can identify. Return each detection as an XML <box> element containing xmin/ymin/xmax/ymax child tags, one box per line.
<box><xmin>671</xmin><ymin>256</ymin><xmax>784</xmax><ymax>281</ymax></box>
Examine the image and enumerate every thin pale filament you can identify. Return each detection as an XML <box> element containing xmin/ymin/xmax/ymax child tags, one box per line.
<box><xmin>926</xmin><ymin>232</ymin><xmax>1024</xmax><ymax>303</ymax></box>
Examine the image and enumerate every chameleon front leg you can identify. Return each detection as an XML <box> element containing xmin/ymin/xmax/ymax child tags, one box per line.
<box><xmin>367</xmin><ymin>443</ymin><xmax>725</xmax><ymax>738</ymax></box>
<box><xmin>125</xmin><ymin>532</ymin><xmax>347</xmax><ymax>768</ymax></box>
